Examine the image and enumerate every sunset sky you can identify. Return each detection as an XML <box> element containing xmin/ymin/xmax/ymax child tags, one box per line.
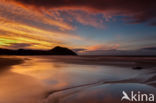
<box><xmin>0</xmin><ymin>0</ymin><xmax>156</xmax><ymax>55</ymax></box>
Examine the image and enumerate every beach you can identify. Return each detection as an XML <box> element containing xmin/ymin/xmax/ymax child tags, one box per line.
<box><xmin>0</xmin><ymin>56</ymin><xmax>156</xmax><ymax>103</ymax></box>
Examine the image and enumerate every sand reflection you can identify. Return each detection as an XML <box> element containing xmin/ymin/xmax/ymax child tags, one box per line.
<box><xmin>0</xmin><ymin>57</ymin><xmax>48</xmax><ymax>103</ymax></box>
<box><xmin>0</xmin><ymin>56</ymin><xmax>156</xmax><ymax>103</ymax></box>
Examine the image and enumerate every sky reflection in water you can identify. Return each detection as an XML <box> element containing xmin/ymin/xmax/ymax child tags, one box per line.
<box><xmin>11</xmin><ymin>56</ymin><xmax>144</xmax><ymax>89</ymax></box>
<box><xmin>0</xmin><ymin>56</ymin><xmax>155</xmax><ymax>103</ymax></box>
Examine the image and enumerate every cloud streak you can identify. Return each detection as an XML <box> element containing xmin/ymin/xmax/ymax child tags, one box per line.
<box><xmin>0</xmin><ymin>0</ymin><xmax>102</xmax><ymax>50</ymax></box>
<box><xmin>0</xmin><ymin>16</ymin><xmax>87</xmax><ymax>49</ymax></box>
<box><xmin>13</xmin><ymin>0</ymin><xmax>156</xmax><ymax>25</ymax></box>
<box><xmin>0</xmin><ymin>1</ymin><xmax>74</xmax><ymax>31</ymax></box>
<box><xmin>87</xmin><ymin>44</ymin><xmax>120</xmax><ymax>51</ymax></box>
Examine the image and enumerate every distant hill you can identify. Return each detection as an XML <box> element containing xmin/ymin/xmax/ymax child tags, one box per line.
<box><xmin>0</xmin><ymin>46</ymin><xmax>77</xmax><ymax>55</ymax></box>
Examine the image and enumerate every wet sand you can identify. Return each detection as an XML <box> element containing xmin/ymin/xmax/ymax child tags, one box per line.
<box><xmin>0</xmin><ymin>57</ymin><xmax>48</xmax><ymax>103</ymax></box>
<box><xmin>0</xmin><ymin>58</ymin><xmax>23</xmax><ymax>70</ymax></box>
<box><xmin>0</xmin><ymin>56</ymin><xmax>156</xmax><ymax>103</ymax></box>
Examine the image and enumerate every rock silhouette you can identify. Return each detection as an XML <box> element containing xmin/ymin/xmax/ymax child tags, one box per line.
<box><xmin>0</xmin><ymin>46</ymin><xmax>77</xmax><ymax>55</ymax></box>
<box><xmin>49</xmin><ymin>46</ymin><xmax>77</xmax><ymax>55</ymax></box>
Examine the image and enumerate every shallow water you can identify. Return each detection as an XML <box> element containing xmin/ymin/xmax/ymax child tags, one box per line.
<box><xmin>0</xmin><ymin>56</ymin><xmax>156</xmax><ymax>103</ymax></box>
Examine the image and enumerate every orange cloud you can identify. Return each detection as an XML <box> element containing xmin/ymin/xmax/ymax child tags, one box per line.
<box><xmin>1</xmin><ymin>0</ymin><xmax>107</xmax><ymax>28</ymax></box>
<box><xmin>0</xmin><ymin>1</ymin><xmax>75</xmax><ymax>31</ymax></box>
<box><xmin>0</xmin><ymin>16</ymin><xmax>87</xmax><ymax>49</ymax></box>
<box><xmin>0</xmin><ymin>0</ymin><xmax>114</xmax><ymax>50</ymax></box>
<box><xmin>87</xmin><ymin>44</ymin><xmax>120</xmax><ymax>51</ymax></box>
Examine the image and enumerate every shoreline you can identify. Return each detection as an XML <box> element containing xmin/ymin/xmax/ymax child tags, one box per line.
<box><xmin>0</xmin><ymin>57</ymin><xmax>24</xmax><ymax>71</ymax></box>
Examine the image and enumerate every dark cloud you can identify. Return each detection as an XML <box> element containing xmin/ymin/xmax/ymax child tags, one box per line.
<box><xmin>14</xmin><ymin>0</ymin><xmax>156</xmax><ymax>25</ymax></box>
<box><xmin>81</xmin><ymin>48</ymin><xmax>156</xmax><ymax>55</ymax></box>
<box><xmin>8</xmin><ymin>43</ymin><xmax>33</xmax><ymax>49</ymax></box>
<box><xmin>141</xmin><ymin>47</ymin><xmax>156</xmax><ymax>50</ymax></box>
<box><xmin>72</xmin><ymin>48</ymin><xmax>87</xmax><ymax>53</ymax></box>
